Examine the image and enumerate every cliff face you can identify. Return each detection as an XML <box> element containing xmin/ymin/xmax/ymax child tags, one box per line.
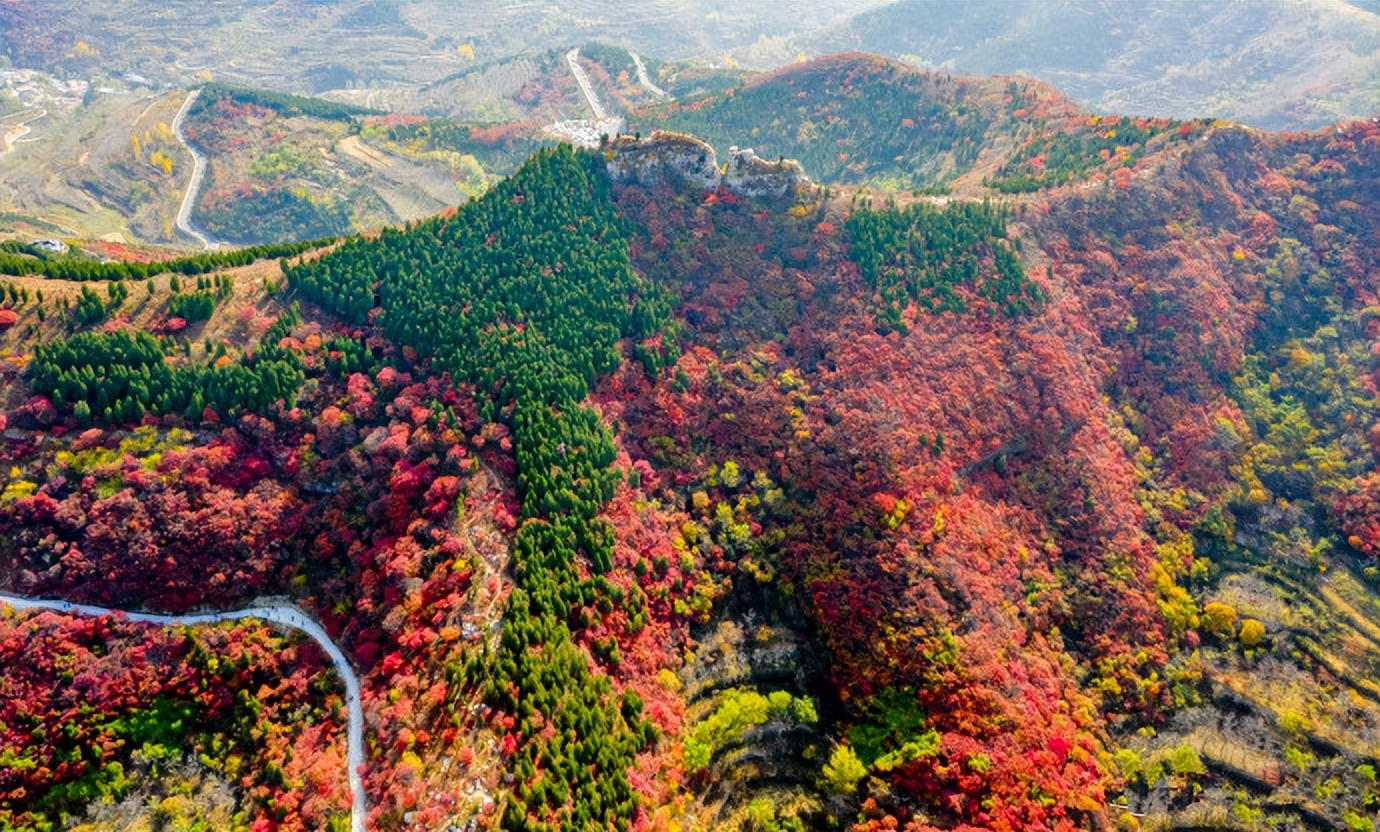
<box><xmin>605</xmin><ymin>130</ymin><xmax>812</xmax><ymax>198</ymax></box>
<box><xmin>605</xmin><ymin>131</ymin><xmax>722</xmax><ymax>190</ymax></box>
<box><xmin>722</xmin><ymin>146</ymin><xmax>811</xmax><ymax>198</ymax></box>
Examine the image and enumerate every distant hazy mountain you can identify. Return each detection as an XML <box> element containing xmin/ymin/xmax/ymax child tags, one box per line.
<box><xmin>2</xmin><ymin>0</ymin><xmax>1374</xmax><ymax>130</ymax></box>
<box><xmin>798</xmin><ymin>0</ymin><xmax>1380</xmax><ymax>130</ymax></box>
<box><xmin>0</xmin><ymin>0</ymin><xmax>876</xmax><ymax>93</ymax></box>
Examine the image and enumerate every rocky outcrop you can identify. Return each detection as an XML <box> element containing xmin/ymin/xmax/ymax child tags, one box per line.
<box><xmin>722</xmin><ymin>146</ymin><xmax>810</xmax><ymax>199</ymax></box>
<box><xmin>678</xmin><ymin>606</ymin><xmax>837</xmax><ymax>831</ymax></box>
<box><xmin>605</xmin><ymin>131</ymin><xmax>812</xmax><ymax>199</ymax></box>
<box><xmin>605</xmin><ymin>131</ymin><xmax>721</xmax><ymax>190</ymax></box>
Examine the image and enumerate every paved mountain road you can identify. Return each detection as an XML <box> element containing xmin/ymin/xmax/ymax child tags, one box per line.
<box><xmin>566</xmin><ymin>48</ymin><xmax>608</xmax><ymax>120</ymax></box>
<box><xmin>170</xmin><ymin>89</ymin><xmax>220</xmax><ymax>250</ymax></box>
<box><xmin>0</xmin><ymin>593</ymin><xmax>366</xmax><ymax>832</ymax></box>
<box><xmin>630</xmin><ymin>53</ymin><xmax>669</xmax><ymax>99</ymax></box>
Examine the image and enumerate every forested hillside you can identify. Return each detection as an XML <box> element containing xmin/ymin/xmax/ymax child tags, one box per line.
<box><xmin>800</xmin><ymin>0</ymin><xmax>1380</xmax><ymax>131</ymax></box>
<box><xmin>288</xmin><ymin>145</ymin><xmax>674</xmax><ymax>831</ymax></box>
<box><xmin>0</xmin><ymin>54</ymin><xmax>1378</xmax><ymax>832</ymax></box>
<box><xmin>634</xmin><ymin>54</ymin><xmax>1209</xmax><ymax>193</ymax></box>
<box><xmin>179</xmin><ymin>85</ymin><xmax>515</xmax><ymax>246</ymax></box>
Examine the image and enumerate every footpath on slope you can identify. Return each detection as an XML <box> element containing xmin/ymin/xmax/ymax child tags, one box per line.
<box><xmin>0</xmin><ymin>592</ymin><xmax>366</xmax><ymax>832</ymax></box>
<box><xmin>170</xmin><ymin>89</ymin><xmax>221</xmax><ymax>251</ymax></box>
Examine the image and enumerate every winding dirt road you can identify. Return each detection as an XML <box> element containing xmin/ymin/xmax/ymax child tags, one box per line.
<box><xmin>0</xmin><ymin>593</ymin><xmax>366</xmax><ymax>832</ymax></box>
<box><xmin>170</xmin><ymin>89</ymin><xmax>220</xmax><ymax>250</ymax></box>
<box><xmin>0</xmin><ymin>107</ymin><xmax>45</xmax><ymax>157</ymax></box>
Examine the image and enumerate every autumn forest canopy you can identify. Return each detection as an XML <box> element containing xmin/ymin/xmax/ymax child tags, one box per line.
<box><xmin>0</xmin><ymin>51</ymin><xmax>1378</xmax><ymax>832</ymax></box>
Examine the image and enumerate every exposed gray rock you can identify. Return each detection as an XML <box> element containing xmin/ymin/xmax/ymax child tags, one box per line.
<box><xmin>723</xmin><ymin>146</ymin><xmax>811</xmax><ymax>199</ymax></box>
<box><xmin>605</xmin><ymin>131</ymin><xmax>812</xmax><ymax>199</ymax></box>
<box><xmin>605</xmin><ymin>130</ymin><xmax>721</xmax><ymax>190</ymax></box>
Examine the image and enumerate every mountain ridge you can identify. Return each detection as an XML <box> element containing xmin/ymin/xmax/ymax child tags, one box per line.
<box><xmin>3</xmin><ymin>0</ymin><xmax>1374</xmax><ymax>130</ymax></box>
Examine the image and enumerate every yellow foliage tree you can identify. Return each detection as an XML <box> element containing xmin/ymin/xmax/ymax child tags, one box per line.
<box><xmin>822</xmin><ymin>744</ymin><xmax>867</xmax><ymax>794</ymax></box>
<box><xmin>149</xmin><ymin>151</ymin><xmax>174</xmax><ymax>176</ymax></box>
<box><xmin>1201</xmin><ymin>601</ymin><xmax>1238</xmax><ymax>637</ymax></box>
<box><xmin>1152</xmin><ymin>561</ymin><xmax>1198</xmax><ymax>638</ymax></box>
<box><xmin>1239</xmin><ymin>618</ymin><xmax>1266</xmax><ymax>647</ymax></box>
